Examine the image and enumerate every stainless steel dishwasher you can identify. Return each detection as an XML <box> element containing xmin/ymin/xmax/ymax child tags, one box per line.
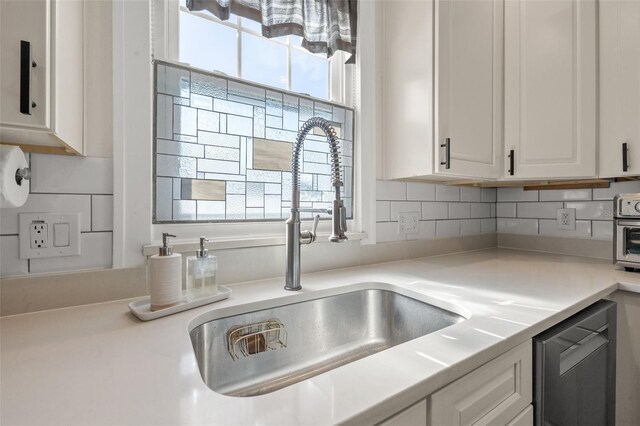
<box><xmin>533</xmin><ymin>300</ymin><xmax>617</xmax><ymax>426</ymax></box>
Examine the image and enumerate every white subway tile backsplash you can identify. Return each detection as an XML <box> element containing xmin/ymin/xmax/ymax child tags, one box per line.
<box><xmin>470</xmin><ymin>203</ymin><xmax>491</xmax><ymax>218</ymax></box>
<box><xmin>460</xmin><ymin>219</ymin><xmax>481</xmax><ymax>236</ymax></box>
<box><xmin>565</xmin><ymin>201</ymin><xmax>614</xmax><ymax>221</ymax></box>
<box><xmin>490</xmin><ymin>203</ymin><xmax>496</xmax><ymax>218</ymax></box>
<box><xmin>497</xmin><ymin>188</ymin><xmax>538</xmax><ymax>202</ymax></box>
<box><xmin>435</xmin><ymin>185</ymin><xmax>460</xmax><ymax>201</ymax></box>
<box><xmin>516</xmin><ymin>202</ymin><xmax>563</xmax><ymax>219</ymax></box>
<box><xmin>436</xmin><ymin>220</ymin><xmax>460</xmax><ymax>238</ymax></box>
<box><xmin>481</xmin><ymin>188</ymin><xmax>497</xmax><ymax>202</ymax></box>
<box><xmin>481</xmin><ymin>218</ymin><xmax>496</xmax><ymax>233</ymax></box>
<box><xmin>0</xmin><ymin>236</ymin><xmax>29</xmax><ymax>277</ymax></box>
<box><xmin>592</xmin><ymin>181</ymin><xmax>640</xmax><ymax>200</ymax></box>
<box><xmin>448</xmin><ymin>203</ymin><xmax>471</xmax><ymax>219</ymax></box>
<box><xmin>376</xmin><ymin>222</ymin><xmax>404</xmax><ymax>243</ymax></box>
<box><xmin>91</xmin><ymin>195</ymin><xmax>113</xmax><ymax>232</ymax></box>
<box><xmin>407</xmin><ymin>220</ymin><xmax>436</xmax><ymax>240</ymax></box>
<box><xmin>592</xmin><ymin>221</ymin><xmax>614</xmax><ymax>241</ymax></box>
<box><xmin>497</xmin><ymin>218</ymin><xmax>539</xmax><ymax>235</ymax></box>
<box><xmin>539</xmin><ymin>219</ymin><xmax>592</xmax><ymax>239</ymax></box>
<box><xmin>406</xmin><ymin>182</ymin><xmax>436</xmax><ymax>201</ymax></box>
<box><xmin>421</xmin><ymin>202</ymin><xmax>448</xmax><ymax>220</ymax></box>
<box><xmin>376</xmin><ymin>201</ymin><xmax>391</xmax><ymax>222</ymax></box>
<box><xmin>29</xmin><ymin>232</ymin><xmax>113</xmax><ymax>274</ymax></box>
<box><xmin>460</xmin><ymin>187</ymin><xmax>481</xmax><ymax>202</ymax></box>
<box><xmin>31</xmin><ymin>155</ymin><xmax>113</xmax><ymax>194</ymax></box>
<box><xmin>1</xmin><ymin>194</ymin><xmax>91</xmax><ymax>235</ymax></box>
<box><xmin>496</xmin><ymin>203</ymin><xmax>516</xmax><ymax>218</ymax></box>
<box><xmin>376</xmin><ymin>181</ymin><xmax>407</xmax><ymax>201</ymax></box>
<box><xmin>390</xmin><ymin>201</ymin><xmax>422</xmax><ymax>221</ymax></box>
<box><xmin>539</xmin><ymin>188</ymin><xmax>591</xmax><ymax>201</ymax></box>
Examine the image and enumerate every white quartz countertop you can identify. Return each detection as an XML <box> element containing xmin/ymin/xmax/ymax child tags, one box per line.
<box><xmin>2</xmin><ymin>248</ymin><xmax>639</xmax><ymax>426</ymax></box>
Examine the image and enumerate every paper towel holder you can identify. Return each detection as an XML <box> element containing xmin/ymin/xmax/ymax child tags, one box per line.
<box><xmin>15</xmin><ymin>167</ymin><xmax>30</xmax><ymax>186</ymax></box>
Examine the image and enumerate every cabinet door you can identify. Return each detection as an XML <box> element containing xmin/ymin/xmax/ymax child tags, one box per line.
<box><xmin>504</xmin><ymin>0</ymin><xmax>596</xmax><ymax>179</ymax></box>
<box><xmin>599</xmin><ymin>0</ymin><xmax>640</xmax><ymax>177</ymax></box>
<box><xmin>436</xmin><ymin>0</ymin><xmax>503</xmax><ymax>179</ymax></box>
<box><xmin>0</xmin><ymin>0</ymin><xmax>50</xmax><ymax>130</ymax></box>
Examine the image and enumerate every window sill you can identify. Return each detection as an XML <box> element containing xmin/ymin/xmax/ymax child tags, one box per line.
<box><xmin>142</xmin><ymin>231</ymin><xmax>367</xmax><ymax>256</ymax></box>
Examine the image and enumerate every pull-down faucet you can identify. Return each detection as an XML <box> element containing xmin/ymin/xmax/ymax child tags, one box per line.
<box><xmin>285</xmin><ymin>117</ymin><xmax>348</xmax><ymax>291</ymax></box>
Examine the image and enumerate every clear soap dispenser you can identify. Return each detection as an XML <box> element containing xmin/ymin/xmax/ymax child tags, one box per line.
<box><xmin>186</xmin><ymin>237</ymin><xmax>218</xmax><ymax>301</ymax></box>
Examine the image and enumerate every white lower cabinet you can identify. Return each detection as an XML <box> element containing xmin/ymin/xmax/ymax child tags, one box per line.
<box><xmin>378</xmin><ymin>341</ymin><xmax>532</xmax><ymax>426</ymax></box>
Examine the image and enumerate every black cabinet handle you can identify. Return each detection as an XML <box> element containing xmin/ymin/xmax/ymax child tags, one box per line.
<box><xmin>20</xmin><ymin>40</ymin><xmax>37</xmax><ymax>115</ymax></box>
<box><xmin>508</xmin><ymin>149</ymin><xmax>515</xmax><ymax>176</ymax></box>
<box><xmin>622</xmin><ymin>142</ymin><xmax>629</xmax><ymax>172</ymax></box>
<box><xmin>440</xmin><ymin>138</ymin><xmax>451</xmax><ymax>169</ymax></box>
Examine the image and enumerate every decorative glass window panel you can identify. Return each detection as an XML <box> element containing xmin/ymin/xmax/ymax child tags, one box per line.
<box><xmin>154</xmin><ymin>61</ymin><xmax>354</xmax><ymax>223</ymax></box>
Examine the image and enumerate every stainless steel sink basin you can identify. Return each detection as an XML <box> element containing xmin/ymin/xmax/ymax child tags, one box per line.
<box><xmin>189</xmin><ymin>286</ymin><xmax>465</xmax><ymax>397</ymax></box>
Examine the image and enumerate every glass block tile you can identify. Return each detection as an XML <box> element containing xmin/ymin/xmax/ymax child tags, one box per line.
<box><xmin>303</xmin><ymin>162</ymin><xmax>331</xmax><ymax>175</ymax></box>
<box><xmin>266</xmin><ymin>128</ymin><xmax>297</xmax><ymax>143</ymax></box>
<box><xmin>265</xmin><ymin>183</ymin><xmax>281</xmax><ymax>195</ymax></box>
<box><xmin>197</xmin><ymin>200</ymin><xmax>226</xmax><ymax>220</ymax></box>
<box><xmin>240</xmin><ymin>137</ymin><xmax>247</xmax><ymax>175</ymax></box>
<box><xmin>157</xmin><ymin>64</ymin><xmax>190</xmax><ymax>98</ymax></box>
<box><xmin>173</xmin><ymin>200</ymin><xmax>196</xmax><ymax>220</ymax></box>
<box><xmin>156</xmin><ymin>154</ymin><xmax>197</xmax><ymax>178</ymax></box>
<box><xmin>174</xmin><ymin>105</ymin><xmax>198</xmax><ymax>136</ymax></box>
<box><xmin>228</xmin><ymin>94</ymin><xmax>266</xmax><ymax>108</ymax></box>
<box><xmin>228</xmin><ymin>80</ymin><xmax>266</xmax><ymax>101</ymax></box>
<box><xmin>266</xmin><ymin>115</ymin><xmax>283</xmax><ymax>128</ymax></box>
<box><xmin>303</xmin><ymin>140</ymin><xmax>329</xmax><ymax>153</ymax></box>
<box><xmin>265</xmin><ymin>195</ymin><xmax>281</xmax><ymax>219</ymax></box>
<box><xmin>246</xmin><ymin>208</ymin><xmax>265</xmax><ymax>220</ymax></box>
<box><xmin>198</xmin><ymin>110</ymin><xmax>220</xmax><ymax>132</ymax></box>
<box><xmin>322</xmin><ymin>191</ymin><xmax>335</xmax><ymax>202</ymax></box>
<box><xmin>246</xmin><ymin>137</ymin><xmax>254</xmax><ymax>169</ymax></box>
<box><xmin>254</xmin><ymin>107</ymin><xmax>266</xmax><ymax>139</ymax></box>
<box><xmin>213</xmin><ymin>99</ymin><xmax>254</xmax><ymax>117</ymax></box>
<box><xmin>204</xmin><ymin>173</ymin><xmax>246</xmax><ymax>182</ymax></box>
<box><xmin>205</xmin><ymin>145</ymin><xmax>240</xmax><ymax>161</ymax></box>
<box><xmin>156</xmin><ymin>177</ymin><xmax>173</xmax><ymax>221</ymax></box>
<box><xmin>220</xmin><ymin>114</ymin><xmax>227</xmax><ymax>133</ymax></box>
<box><xmin>299</xmin><ymin>98</ymin><xmax>314</xmax><ymax>121</ymax></box>
<box><xmin>173</xmin><ymin>97</ymin><xmax>190</xmax><ymax>106</ymax></box>
<box><xmin>333</xmin><ymin>107</ymin><xmax>346</xmax><ymax>124</ymax></box>
<box><xmin>156</xmin><ymin>95</ymin><xmax>173</xmax><ymax>139</ymax></box>
<box><xmin>342</xmin><ymin>140</ymin><xmax>353</xmax><ymax>157</ymax></box>
<box><xmin>266</xmin><ymin>91</ymin><xmax>283</xmax><ymax>116</ymax></box>
<box><xmin>226</xmin><ymin>194</ymin><xmax>246</xmax><ymax>219</ymax></box>
<box><xmin>314</xmin><ymin>101</ymin><xmax>333</xmax><ymax>120</ymax></box>
<box><xmin>173</xmin><ymin>134</ymin><xmax>198</xmax><ymax>143</ymax></box>
<box><xmin>341</xmin><ymin>155</ymin><xmax>353</xmax><ymax>168</ymax></box>
<box><xmin>345</xmin><ymin>110</ymin><xmax>353</xmax><ymax>141</ymax></box>
<box><xmin>283</xmin><ymin>94</ymin><xmax>299</xmax><ymax>131</ymax></box>
<box><xmin>281</xmin><ymin>172</ymin><xmax>292</xmax><ymax>201</ymax></box>
<box><xmin>304</xmin><ymin>151</ymin><xmax>327</xmax><ymax>164</ymax></box>
<box><xmin>227</xmin><ymin>181</ymin><xmax>246</xmax><ymax>194</ymax></box>
<box><xmin>197</xmin><ymin>158</ymin><xmax>239</xmax><ymax>174</ymax></box>
<box><xmin>317</xmin><ymin>175</ymin><xmax>331</xmax><ymax>191</ymax></box>
<box><xmin>197</xmin><ymin>172</ymin><xmax>206</xmax><ymax>179</ymax></box>
<box><xmin>191</xmin><ymin>93</ymin><xmax>213</xmax><ymax>110</ymax></box>
<box><xmin>246</xmin><ymin>182</ymin><xmax>265</xmax><ymax>207</ymax></box>
<box><xmin>191</xmin><ymin>72</ymin><xmax>227</xmax><ymax>99</ymax></box>
<box><xmin>227</xmin><ymin>115</ymin><xmax>253</xmax><ymax>137</ymax></box>
<box><xmin>300</xmin><ymin>174</ymin><xmax>313</xmax><ymax>190</ymax></box>
<box><xmin>300</xmin><ymin>191</ymin><xmax>323</xmax><ymax>202</ymax></box>
<box><xmin>157</xmin><ymin>139</ymin><xmax>204</xmax><ymax>158</ymax></box>
<box><xmin>173</xmin><ymin>178</ymin><xmax>181</xmax><ymax>199</ymax></box>
<box><xmin>198</xmin><ymin>131</ymin><xmax>240</xmax><ymax>148</ymax></box>
<box><xmin>246</xmin><ymin>169</ymin><xmax>281</xmax><ymax>183</ymax></box>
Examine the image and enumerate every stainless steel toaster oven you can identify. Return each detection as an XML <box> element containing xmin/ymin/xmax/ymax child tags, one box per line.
<box><xmin>614</xmin><ymin>193</ymin><xmax>640</xmax><ymax>270</ymax></box>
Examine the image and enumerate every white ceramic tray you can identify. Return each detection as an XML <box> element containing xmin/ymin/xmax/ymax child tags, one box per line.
<box><xmin>128</xmin><ymin>286</ymin><xmax>232</xmax><ymax>321</ymax></box>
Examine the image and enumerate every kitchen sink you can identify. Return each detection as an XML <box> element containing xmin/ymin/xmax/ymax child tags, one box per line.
<box><xmin>189</xmin><ymin>285</ymin><xmax>465</xmax><ymax>397</ymax></box>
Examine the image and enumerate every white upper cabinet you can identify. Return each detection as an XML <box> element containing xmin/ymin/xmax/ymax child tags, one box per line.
<box><xmin>435</xmin><ymin>0</ymin><xmax>503</xmax><ymax>179</ymax></box>
<box><xmin>0</xmin><ymin>0</ymin><xmax>84</xmax><ymax>155</ymax></box>
<box><xmin>503</xmin><ymin>0</ymin><xmax>597</xmax><ymax>179</ymax></box>
<box><xmin>599</xmin><ymin>0</ymin><xmax>640</xmax><ymax>177</ymax></box>
<box><xmin>382</xmin><ymin>0</ymin><xmax>503</xmax><ymax>180</ymax></box>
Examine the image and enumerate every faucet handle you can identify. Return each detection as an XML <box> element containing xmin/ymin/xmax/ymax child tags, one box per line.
<box><xmin>300</xmin><ymin>215</ymin><xmax>320</xmax><ymax>245</ymax></box>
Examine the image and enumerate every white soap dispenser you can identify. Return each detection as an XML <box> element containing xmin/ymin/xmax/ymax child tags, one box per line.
<box><xmin>148</xmin><ymin>233</ymin><xmax>183</xmax><ymax>311</ymax></box>
<box><xmin>186</xmin><ymin>237</ymin><xmax>218</xmax><ymax>301</ymax></box>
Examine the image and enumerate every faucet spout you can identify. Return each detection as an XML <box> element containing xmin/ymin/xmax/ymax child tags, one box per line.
<box><xmin>284</xmin><ymin>117</ymin><xmax>348</xmax><ymax>291</ymax></box>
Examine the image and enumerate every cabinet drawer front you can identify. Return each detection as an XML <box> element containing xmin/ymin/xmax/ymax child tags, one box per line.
<box><xmin>379</xmin><ymin>399</ymin><xmax>427</xmax><ymax>426</ymax></box>
<box><xmin>429</xmin><ymin>340</ymin><xmax>532</xmax><ymax>426</ymax></box>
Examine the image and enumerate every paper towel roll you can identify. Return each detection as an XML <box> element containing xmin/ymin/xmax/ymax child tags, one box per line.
<box><xmin>0</xmin><ymin>146</ymin><xmax>30</xmax><ymax>208</ymax></box>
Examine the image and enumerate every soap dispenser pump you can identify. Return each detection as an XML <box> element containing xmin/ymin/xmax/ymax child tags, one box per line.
<box><xmin>148</xmin><ymin>233</ymin><xmax>183</xmax><ymax>311</ymax></box>
<box><xmin>186</xmin><ymin>237</ymin><xmax>218</xmax><ymax>301</ymax></box>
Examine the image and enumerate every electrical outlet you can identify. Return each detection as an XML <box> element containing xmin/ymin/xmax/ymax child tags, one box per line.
<box><xmin>556</xmin><ymin>208</ymin><xmax>576</xmax><ymax>230</ymax></box>
<box><xmin>30</xmin><ymin>221</ymin><xmax>48</xmax><ymax>249</ymax></box>
<box><xmin>19</xmin><ymin>212</ymin><xmax>81</xmax><ymax>259</ymax></box>
<box><xmin>398</xmin><ymin>212</ymin><xmax>419</xmax><ymax>234</ymax></box>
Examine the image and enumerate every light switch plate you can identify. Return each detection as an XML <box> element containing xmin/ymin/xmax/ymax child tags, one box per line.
<box><xmin>19</xmin><ymin>212</ymin><xmax>81</xmax><ymax>259</ymax></box>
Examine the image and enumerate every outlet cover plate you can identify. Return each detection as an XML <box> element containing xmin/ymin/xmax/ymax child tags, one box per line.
<box><xmin>398</xmin><ymin>212</ymin><xmax>419</xmax><ymax>234</ymax></box>
<box><xmin>556</xmin><ymin>208</ymin><xmax>576</xmax><ymax>231</ymax></box>
<box><xmin>19</xmin><ymin>212</ymin><xmax>81</xmax><ymax>259</ymax></box>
